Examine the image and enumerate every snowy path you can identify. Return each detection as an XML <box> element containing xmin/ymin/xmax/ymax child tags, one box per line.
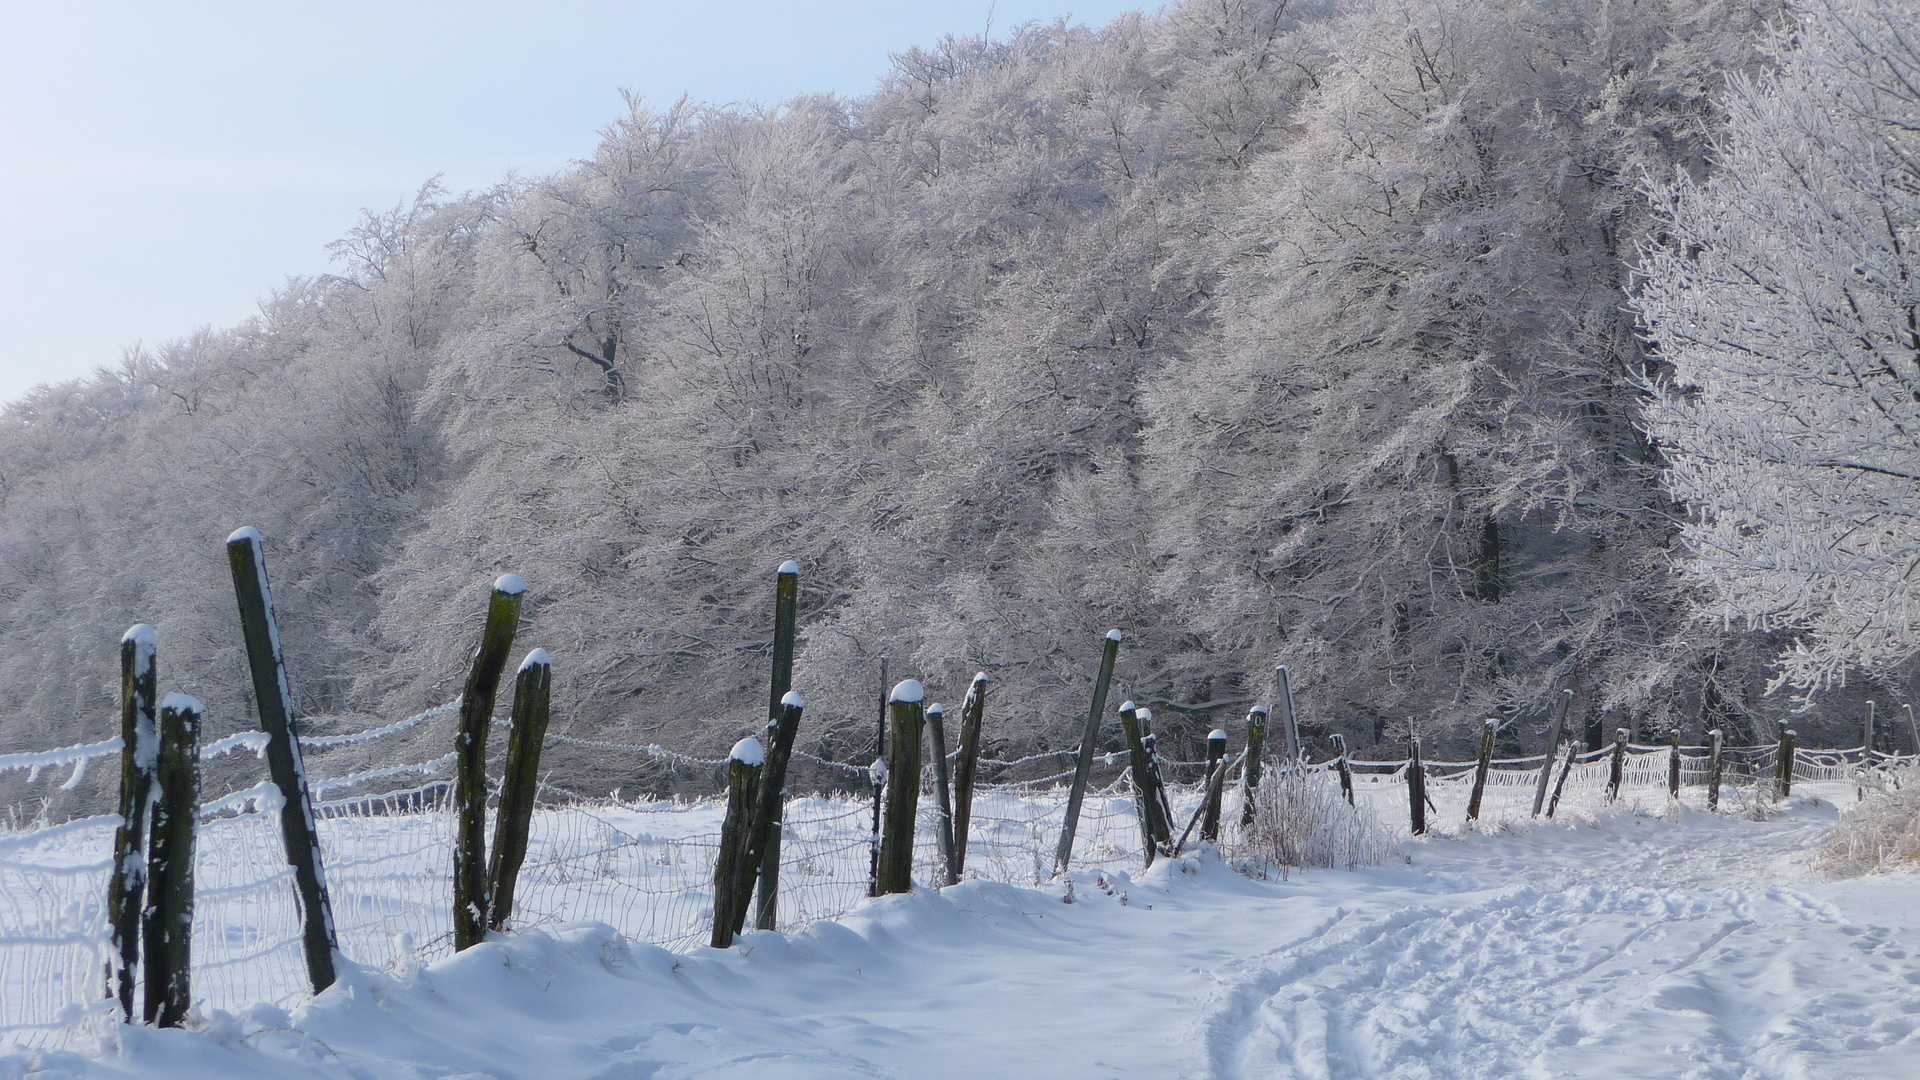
<box><xmin>8</xmin><ymin>796</ymin><xmax>1917</xmax><ymax>1079</ymax></box>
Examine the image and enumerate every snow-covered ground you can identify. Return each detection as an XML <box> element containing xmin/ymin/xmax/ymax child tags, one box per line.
<box><xmin>5</xmin><ymin>789</ymin><xmax>1914</xmax><ymax>1079</ymax></box>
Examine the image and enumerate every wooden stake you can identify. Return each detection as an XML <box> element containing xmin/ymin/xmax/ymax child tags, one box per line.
<box><xmin>106</xmin><ymin>625</ymin><xmax>157</xmax><ymax>1021</ymax></box>
<box><xmin>225</xmin><ymin>528</ymin><xmax>337</xmax><ymax>993</ymax></box>
<box><xmin>1331</xmin><ymin>733</ymin><xmax>1354</xmax><ymax>806</ymax></box>
<box><xmin>1777</xmin><ymin>728</ymin><xmax>1797</xmax><ymax>800</ymax></box>
<box><xmin>867</xmin><ymin>657</ymin><xmax>886</xmax><ymax>899</ymax></box>
<box><xmin>1055</xmin><ymin>630</ymin><xmax>1121</xmax><ymax>873</ymax></box>
<box><xmin>749</xmin><ymin>691</ymin><xmax>807</xmax><ymax>931</ymax></box>
<box><xmin>1119</xmin><ymin>701</ymin><xmax>1159</xmax><ymax>866</ymax></box>
<box><xmin>1707</xmin><ymin>728</ymin><xmax>1725</xmax><ymax>810</ymax></box>
<box><xmin>1546</xmin><ymin>744</ymin><xmax>1576</xmax><ymax>818</ymax></box>
<box><xmin>1140</xmin><ymin>708</ymin><xmax>1175</xmax><ymax>855</ymax></box>
<box><xmin>951</xmin><ymin>673</ymin><xmax>987</xmax><ymax>877</ymax></box>
<box><xmin>143</xmin><ymin>694</ymin><xmax>199</xmax><ymax>1028</ymax></box>
<box><xmin>1275</xmin><ymin>666</ymin><xmax>1302</xmax><ymax>766</ymax></box>
<box><xmin>486</xmin><ymin>649</ymin><xmax>551</xmax><ymax>932</ymax></box>
<box><xmin>710</xmin><ymin>739</ymin><xmax>762</xmax><ymax>948</ymax></box>
<box><xmin>1907</xmin><ymin>704</ymin><xmax>1920</xmax><ymax>756</ymax></box>
<box><xmin>1467</xmin><ymin>718</ymin><xmax>1496</xmax><ymax>822</ymax></box>
<box><xmin>1862</xmin><ymin>699</ymin><xmax>1876</xmax><ymax>757</ymax></box>
<box><xmin>453</xmin><ymin>575</ymin><xmax>524</xmax><ymax>950</ymax></box>
<box><xmin>926</xmin><ymin>703</ymin><xmax>959</xmax><ymax>887</ymax></box>
<box><xmin>1240</xmin><ymin>705</ymin><xmax>1269</xmax><ymax>827</ymax></box>
<box><xmin>1408</xmin><ymin>727</ymin><xmax>1428</xmax><ymax>835</ymax></box>
<box><xmin>1531</xmin><ymin>690</ymin><xmax>1572</xmax><ymax>817</ymax></box>
<box><xmin>1606</xmin><ymin>727</ymin><xmax>1628</xmax><ymax>803</ymax></box>
<box><xmin>1174</xmin><ymin>750</ymin><xmax>1240</xmax><ymax>857</ymax></box>
<box><xmin>878</xmin><ymin>681</ymin><xmax>926</xmax><ymax>894</ymax></box>
<box><xmin>1667</xmin><ymin>729</ymin><xmax>1682</xmax><ymax>800</ymax></box>
<box><xmin>768</xmin><ymin>561</ymin><xmax>799</xmax><ymax>722</ymax></box>
<box><xmin>1201</xmin><ymin>729</ymin><xmax>1228</xmax><ymax>842</ymax></box>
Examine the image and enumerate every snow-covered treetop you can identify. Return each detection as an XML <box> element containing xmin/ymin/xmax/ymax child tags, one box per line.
<box><xmin>519</xmin><ymin>648</ymin><xmax>550</xmax><ymax>672</ymax></box>
<box><xmin>159</xmin><ymin>692</ymin><xmax>203</xmax><ymax>714</ymax></box>
<box><xmin>1106</xmin><ymin>629</ymin><xmax>1123</xmax><ymax>642</ymax></box>
<box><xmin>781</xmin><ymin>689</ymin><xmax>804</xmax><ymax>709</ymax></box>
<box><xmin>227</xmin><ymin>526</ymin><xmax>263</xmax><ymax>545</ymax></box>
<box><xmin>730</xmin><ymin>736</ymin><xmax>764</xmax><ymax>767</ymax></box>
<box><xmin>1208</xmin><ymin>729</ymin><xmax>1227</xmax><ymax>741</ymax></box>
<box><xmin>121</xmin><ymin>624</ymin><xmax>156</xmax><ymax>648</ymax></box>
<box><xmin>889</xmin><ymin>679</ymin><xmax>925</xmax><ymax>704</ymax></box>
<box><xmin>493</xmin><ymin>574</ymin><xmax>526</xmax><ymax>595</ymax></box>
<box><xmin>778</xmin><ymin>559</ymin><xmax>799</xmax><ymax>575</ymax></box>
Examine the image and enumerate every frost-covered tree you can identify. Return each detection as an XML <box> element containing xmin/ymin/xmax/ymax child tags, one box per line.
<box><xmin>1638</xmin><ymin>0</ymin><xmax>1920</xmax><ymax>694</ymax></box>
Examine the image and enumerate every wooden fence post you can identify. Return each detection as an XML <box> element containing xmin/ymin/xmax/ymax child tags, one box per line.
<box><xmin>1546</xmin><ymin>744</ymin><xmax>1576</xmax><ymax>818</ymax></box>
<box><xmin>1408</xmin><ymin>727</ymin><xmax>1428</xmax><ymax>835</ymax></box>
<box><xmin>868</xmin><ymin>657</ymin><xmax>886</xmax><ymax>898</ymax></box>
<box><xmin>1606</xmin><ymin>727</ymin><xmax>1628</xmax><ymax>802</ymax></box>
<box><xmin>143</xmin><ymin>694</ymin><xmax>199</xmax><ymax>1028</ymax></box>
<box><xmin>1240</xmin><ymin>705</ymin><xmax>1269</xmax><ymax>826</ymax></box>
<box><xmin>1667</xmin><ymin>730</ymin><xmax>1682</xmax><ymax>801</ymax></box>
<box><xmin>1055</xmin><ymin>630</ymin><xmax>1121</xmax><ymax>873</ymax></box>
<box><xmin>1140</xmin><ymin>708</ymin><xmax>1175</xmax><ymax>855</ymax></box>
<box><xmin>951</xmin><ymin>673</ymin><xmax>987</xmax><ymax>877</ymax></box>
<box><xmin>1777</xmin><ymin>728</ymin><xmax>1797</xmax><ymax>800</ymax></box>
<box><xmin>1907</xmin><ymin>704</ymin><xmax>1920</xmax><ymax>757</ymax></box>
<box><xmin>1531</xmin><ymin>689</ymin><xmax>1572</xmax><ymax>817</ymax></box>
<box><xmin>453</xmin><ymin>575</ymin><xmax>524</xmax><ymax>951</ymax></box>
<box><xmin>1119</xmin><ymin>701</ymin><xmax>1160</xmax><ymax>866</ymax></box>
<box><xmin>1275</xmin><ymin>665</ymin><xmax>1302</xmax><ymax>766</ymax></box>
<box><xmin>1467</xmin><ymin>718</ymin><xmax>1495</xmax><ymax>822</ymax></box>
<box><xmin>106</xmin><ymin>625</ymin><xmax>157</xmax><ymax>1021</ymax></box>
<box><xmin>486</xmin><ymin>649</ymin><xmax>551</xmax><ymax>932</ymax></box>
<box><xmin>225</xmin><ymin>527</ymin><xmax>337</xmax><ymax>993</ymax></box>
<box><xmin>1201</xmin><ymin>729</ymin><xmax>1228</xmax><ymax>842</ymax></box>
<box><xmin>1331</xmin><ymin>733</ymin><xmax>1354</xmax><ymax>806</ymax></box>
<box><xmin>925</xmin><ymin>703</ymin><xmax>959</xmax><ymax>887</ymax></box>
<box><xmin>1706</xmin><ymin>728</ymin><xmax>1725</xmax><ymax>810</ymax></box>
<box><xmin>768</xmin><ymin>561</ymin><xmax>799</xmax><ymax>719</ymax></box>
<box><xmin>1175</xmin><ymin>750</ymin><xmax>1239</xmax><ymax>857</ymax></box>
<box><xmin>710</xmin><ymin>738</ymin><xmax>762</xmax><ymax>948</ymax></box>
<box><xmin>749</xmin><ymin>691</ymin><xmax>807</xmax><ymax>931</ymax></box>
<box><xmin>1862</xmin><ymin>699</ymin><xmax>1875</xmax><ymax>757</ymax></box>
<box><xmin>878</xmin><ymin>680</ymin><xmax>926</xmax><ymax>894</ymax></box>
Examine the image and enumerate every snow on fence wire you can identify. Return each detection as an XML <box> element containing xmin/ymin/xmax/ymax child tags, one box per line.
<box><xmin>2</xmin><ymin>714</ymin><xmax>1907</xmax><ymax>1050</ymax></box>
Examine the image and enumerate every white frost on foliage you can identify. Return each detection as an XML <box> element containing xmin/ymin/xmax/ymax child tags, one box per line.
<box><xmin>730</xmin><ymin>737</ymin><xmax>764</xmax><ymax>767</ymax></box>
<box><xmin>889</xmin><ymin>680</ymin><xmax>925</xmax><ymax>704</ymax></box>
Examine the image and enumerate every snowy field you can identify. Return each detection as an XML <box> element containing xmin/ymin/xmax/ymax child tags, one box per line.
<box><xmin>4</xmin><ymin>754</ymin><xmax>1918</xmax><ymax>1077</ymax></box>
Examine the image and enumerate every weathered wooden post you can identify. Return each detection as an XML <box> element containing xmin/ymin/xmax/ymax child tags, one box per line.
<box><xmin>1175</xmin><ymin>749</ymin><xmax>1239</xmax><ymax>856</ymax></box>
<box><xmin>226</xmin><ymin>527</ymin><xmax>337</xmax><ymax>993</ymax></box>
<box><xmin>1407</xmin><ymin>726</ymin><xmax>1428</xmax><ymax>835</ymax></box>
<box><xmin>106</xmin><ymin>625</ymin><xmax>157</xmax><ymax>1021</ymax></box>
<box><xmin>1140</xmin><ymin>708</ymin><xmax>1176</xmax><ymax>855</ymax></box>
<box><xmin>768</xmin><ymin>561</ymin><xmax>799</xmax><ymax>717</ymax></box>
<box><xmin>1907</xmin><ymin>704</ymin><xmax>1920</xmax><ymax>757</ymax></box>
<box><xmin>1331</xmin><ymin>733</ymin><xmax>1355</xmax><ymax>806</ymax></box>
<box><xmin>1706</xmin><ymin>728</ymin><xmax>1725</xmax><ymax>810</ymax></box>
<box><xmin>710</xmin><ymin>737</ymin><xmax>762</xmax><ymax>948</ymax></box>
<box><xmin>749</xmin><ymin>691</ymin><xmax>807</xmax><ymax>931</ymax></box>
<box><xmin>1776</xmin><ymin>728</ymin><xmax>1797</xmax><ymax>800</ymax></box>
<box><xmin>1531</xmin><ymin>690</ymin><xmax>1572</xmax><ymax>817</ymax></box>
<box><xmin>1275</xmin><ymin>665</ymin><xmax>1302</xmax><ymax>766</ymax></box>
<box><xmin>1119</xmin><ymin>701</ymin><xmax>1161</xmax><ymax>865</ymax></box>
<box><xmin>1546</xmin><ymin>744</ymin><xmax>1576</xmax><ymax>818</ymax></box>
<box><xmin>878</xmin><ymin>680</ymin><xmax>926</xmax><ymax>894</ymax></box>
<box><xmin>1605</xmin><ymin>727</ymin><xmax>1628</xmax><ymax>803</ymax></box>
<box><xmin>951</xmin><ymin>672</ymin><xmax>987</xmax><ymax>876</ymax></box>
<box><xmin>1667</xmin><ymin>729</ymin><xmax>1682</xmax><ymax>800</ymax></box>
<box><xmin>1054</xmin><ymin>630</ymin><xmax>1121</xmax><ymax>873</ymax></box>
<box><xmin>486</xmin><ymin>649</ymin><xmax>551</xmax><ymax>932</ymax></box>
<box><xmin>1201</xmin><ymin>728</ymin><xmax>1228</xmax><ymax>842</ymax></box>
<box><xmin>925</xmin><ymin>703</ymin><xmax>959</xmax><ymax>887</ymax></box>
<box><xmin>867</xmin><ymin>657</ymin><xmax>887</xmax><ymax>898</ymax></box>
<box><xmin>1240</xmin><ymin>705</ymin><xmax>1269</xmax><ymax>827</ymax></box>
<box><xmin>143</xmin><ymin>694</ymin><xmax>199</xmax><ymax>1028</ymax></box>
<box><xmin>1466</xmin><ymin>718</ymin><xmax>1496</xmax><ymax>822</ymax></box>
<box><xmin>453</xmin><ymin>575</ymin><xmax>524</xmax><ymax>950</ymax></box>
<box><xmin>1862</xmin><ymin>699</ymin><xmax>1876</xmax><ymax>757</ymax></box>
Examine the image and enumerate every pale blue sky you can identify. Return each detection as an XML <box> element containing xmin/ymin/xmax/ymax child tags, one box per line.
<box><xmin>0</xmin><ymin>0</ymin><xmax>1144</xmax><ymax>405</ymax></box>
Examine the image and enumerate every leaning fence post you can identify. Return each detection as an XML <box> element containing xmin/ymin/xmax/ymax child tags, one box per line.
<box><xmin>1055</xmin><ymin>630</ymin><xmax>1121</xmax><ymax>873</ymax></box>
<box><xmin>1140</xmin><ymin>708</ymin><xmax>1176</xmax><ymax>855</ymax></box>
<box><xmin>748</xmin><ymin>691</ymin><xmax>807</xmax><ymax>931</ymax></box>
<box><xmin>1862</xmin><ymin>699</ymin><xmax>1876</xmax><ymax>758</ymax></box>
<box><xmin>1240</xmin><ymin>705</ymin><xmax>1269</xmax><ymax>826</ymax></box>
<box><xmin>486</xmin><ymin>649</ymin><xmax>551</xmax><ymax>932</ymax></box>
<box><xmin>453</xmin><ymin>575</ymin><xmax>524</xmax><ymax>951</ymax></box>
<box><xmin>1706</xmin><ymin>728</ymin><xmax>1725</xmax><ymax>810</ymax></box>
<box><xmin>951</xmin><ymin>673</ymin><xmax>988</xmax><ymax>877</ymax></box>
<box><xmin>1776</xmin><ymin>728</ymin><xmax>1797</xmax><ymax>800</ymax></box>
<box><xmin>1201</xmin><ymin>729</ymin><xmax>1228</xmax><ymax>842</ymax></box>
<box><xmin>226</xmin><ymin>527</ymin><xmax>337</xmax><ymax>993</ymax></box>
<box><xmin>106</xmin><ymin>625</ymin><xmax>157</xmax><ymax>1021</ymax></box>
<box><xmin>142</xmin><ymin>694</ymin><xmax>199</xmax><ymax>1028</ymax></box>
<box><xmin>1531</xmin><ymin>689</ymin><xmax>1572</xmax><ymax>817</ymax></box>
<box><xmin>1907</xmin><ymin>704</ymin><xmax>1920</xmax><ymax>757</ymax></box>
<box><xmin>878</xmin><ymin>680</ymin><xmax>927</xmax><ymax>894</ymax></box>
<box><xmin>925</xmin><ymin>703</ymin><xmax>960</xmax><ymax>887</ymax></box>
<box><xmin>710</xmin><ymin>738</ymin><xmax>763</xmax><ymax>948</ymax></box>
<box><xmin>1275</xmin><ymin>665</ymin><xmax>1302</xmax><ymax>766</ymax></box>
<box><xmin>1119</xmin><ymin>701</ymin><xmax>1160</xmax><ymax>866</ymax></box>
<box><xmin>1546</xmin><ymin>744</ymin><xmax>1576</xmax><ymax>818</ymax></box>
<box><xmin>1667</xmin><ymin>730</ymin><xmax>1682</xmax><ymax>801</ymax></box>
<box><xmin>1467</xmin><ymin>718</ymin><xmax>1496</xmax><ymax>822</ymax></box>
<box><xmin>1332</xmin><ymin>733</ymin><xmax>1355</xmax><ymax>806</ymax></box>
<box><xmin>1606</xmin><ymin>727</ymin><xmax>1628</xmax><ymax>802</ymax></box>
<box><xmin>1408</xmin><ymin>727</ymin><xmax>1428</xmax><ymax>835</ymax></box>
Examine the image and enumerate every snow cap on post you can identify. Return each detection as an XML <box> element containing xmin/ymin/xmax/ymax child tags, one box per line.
<box><xmin>777</xmin><ymin>559</ymin><xmax>799</xmax><ymax>575</ymax></box>
<box><xmin>1136</xmin><ymin>707</ymin><xmax>1152</xmax><ymax>724</ymax></box>
<box><xmin>121</xmin><ymin>624</ymin><xmax>157</xmax><ymax>648</ymax></box>
<box><xmin>730</xmin><ymin>736</ymin><xmax>764</xmax><ymax>767</ymax></box>
<box><xmin>226</xmin><ymin>526</ymin><xmax>263</xmax><ymax>546</ymax></box>
<box><xmin>1119</xmin><ymin>700</ymin><xmax>1137</xmax><ymax>713</ymax></box>
<box><xmin>889</xmin><ymin>679</ymin><xmax>925</xmax><ymax>705</ymax></box>
<box><xmin>1106</xmin><ymin>628</ymin><xmax>1123</xmax><ymax>642</ymax></box>
<box><xmin>972</xmin><ymin>671</ymin><xmax>988</xmax><ymax>685</ymax></box>
<box><xmin>1209</xmin><ymin>729</ymin><xmax>1228</xmax><ymax>741</ymax></box>
<box><xmin>1250</xmin><ymin>704</ymin><xmax>1269</xmax><ymax>715</ymax></box>
<box><xmin>493</xmin><ymin>574</ymin><xmax>526</xmax><ymax>596</ymax></box>
<box><xmin>159</xmin><ymin>693</ymin><xmax>204</xmax><ymax>715</ymax></box>
<box><xmin>927</xmin><ymin>703</ymin><xmax>944</xmax><ymax>716</ymax></box>
<box><xmin>518</xmin><ymin>648</ymin><xmax>550</xmax><ymax>673</ymax></box>
<box><xmin>781</xmin><ymin>689</ymin><xmax>805</xmax><ymax>709</ymax></box>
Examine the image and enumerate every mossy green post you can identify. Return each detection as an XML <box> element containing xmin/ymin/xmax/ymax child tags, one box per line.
<box><xmin>143</xmin><ymin>695</ymin><xmax>198</xmax><ymax>1028</ymax></box>
<box><xmin>1201</xmin><ymin>729</ymin><xmax>1228</xmax><ymax>842</ymax></box>
<box><xmin>1055</xmin><ymin>631</ymin><xmax>1120</xmax><ymax>873</ymax></box>
<box><xmin>1240</xmin><ymin>705</ymin><xmax>1269</xmax><ymax>827</ymax></box>
<box><xmin>745</xmin><ymin>693</ymin><xmax>805</xmax><ymax>932</ymax></box>
<box><xmin>106</xmin><ymin>625</ymin><xmax>156</xmax><ymax>1021</ymax></box>
<box><xmin>878</xmin><ymin>682</ymin><xmax>927</xmax><ymax>894</ymax></box>
<box><xmin>1777</xmin><ymin>728</ymin><xmax>1797</xmax><ymax>800</ymax></box>
<box><xmin>1531</xmin><ymin>689</ymin><xmax>1572</xmax><ymax>817</ymax></box>
<box><xmin>1467</xmin><ymin>718</ymin><xmax>1496</xmax><ymax>822</ymax></box>
<box><xmin>454</xmin><ymin>576</ymin><xmax>523</xmax><ymax>950</ymax></box>
<box><xmin>487</xmin><ymin>649</ymin><xmax>551</xmax><ymax>932</ymax></box>
<box><xmin>711</xmin><ymin>742</ymin><xmax>762</xmax><ymax>948</ymax></box>
<box><xmin>950</xmin><ymin>673</ymin><xmax>988</xmax><ymax>876</ymax></box>
<box><xmin>1707</xmin><ymin>728</ymin><xmax>1725</xmax><ymax>810</ymax></box>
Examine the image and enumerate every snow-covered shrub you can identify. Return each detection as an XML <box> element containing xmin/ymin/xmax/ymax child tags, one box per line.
<box><xmin>1819</xmin><ymin>765</ymin><xmax>1920</xmax><ymax>876</ymax></box>
<box><xmin>1240</xmin><ymin>765</ymin><xmax>1393</xmax><ymax>871</ymax></box>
